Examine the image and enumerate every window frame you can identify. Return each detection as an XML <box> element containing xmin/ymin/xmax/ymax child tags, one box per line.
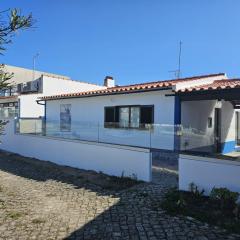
<box><xmin>104</xmin><ymin>104</ymin><xmax>154</xmax><ymax>130</ymax></box>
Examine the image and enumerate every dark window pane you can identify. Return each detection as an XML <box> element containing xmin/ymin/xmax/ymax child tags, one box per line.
<box><xmin>105</xmin><ymin>107</ymin><xmax>115</xmax><ymax>123</ymax></box>
<box><xmin>140</xmin><ymin>106</ymin><xmax>154</xmax><ymax>124</ymax></box>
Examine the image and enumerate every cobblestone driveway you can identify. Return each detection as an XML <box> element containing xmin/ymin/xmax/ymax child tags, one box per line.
<box><xmin>0</xmin><ymin>151</ymin><xmax>239</xmax><ymax>240</ymax></box>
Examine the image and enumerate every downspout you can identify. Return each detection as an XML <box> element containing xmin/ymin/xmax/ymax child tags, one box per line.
<box><xmin>36</xmin><ymin>99</ymin><xmax>46</xmax><ymax>135</ymax></box>
<box><xmin>36</xmin><ymin>99</ymin><xmax>46</xmax><ymax>120</ymax></box>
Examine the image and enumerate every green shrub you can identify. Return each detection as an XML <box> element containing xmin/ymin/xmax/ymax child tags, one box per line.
<box><xmin>161</xmin><ymin>188</ymin><xmax>186</xmax><ymax>214</ymax></box>
<box><xmin>210</xmin><ymin>187</ymin><xmax>239</xmax><ymax>210</ymax></box>
<box><xmin>189</xmin><ymin>182</ymin><xmax>205</xmax><ymax>197</ymax></box>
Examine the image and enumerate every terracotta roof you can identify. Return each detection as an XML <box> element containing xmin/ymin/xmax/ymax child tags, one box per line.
<box><xmin>0</xmin><ymin>96</ymin><xmax>17</xmax><ymax>100</ymax></box>
<box><xmin>177</xmin><ymin>79</ymin><xmax>240</xmax><ymax>93</ymax></box>
<box><xmin>40</xmin><ymin>73</ymin><xmax>225</xmax><ymax>100</ymax></box>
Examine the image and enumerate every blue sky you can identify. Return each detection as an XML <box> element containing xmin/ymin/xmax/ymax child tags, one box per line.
<box><xmin>2</xmin><ymin>1</ymin><xmax>240</xmax><ymax>86</ymax></box>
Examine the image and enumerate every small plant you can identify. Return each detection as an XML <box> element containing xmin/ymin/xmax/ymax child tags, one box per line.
<box><xmin>0</xmin><ymin>199</ymin><xmax>5</xmax><ymax>209</ymax></box>
<box><xmin>161</xmin><ymin>186</ymin><xmax>240</xmax><ymax>234</ymax></box>
<box><xmin>160</xmin><ymin>187</ymin><xmax>185</xmax><ymax>213</ymax></box>
<box><xmin>32</xmin><ymin>218</ymin><xmax>46</xmax><ymax>224</ymax></box>
<box><xmin>210</xmin><ymin>187</ymin><xmax>239</xmax><ymax>210</ymax></box>
<box><xmin>176</xmin><ymin>194</ymin><xmax>187</xmax><ymax>208</ymax></box>
<box><xmin>7</xmin><ymin>211</ymin><xmax>23</xmax><ymax>219</ymax></box>
<box><xmin>189</xmin><ymin>182</ymin><xmax>205</xmax><ymax>197</ymax></box>
<box><xmin>45</xmin><ymin>193</ymin><xmax>57</xmax><ymax>197</ymax></box>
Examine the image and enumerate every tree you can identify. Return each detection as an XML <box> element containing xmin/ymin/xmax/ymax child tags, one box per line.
<box><xmin>0</xmin><ymin>8</ymin><xmax>34</xmax><ymax>89</ymax></box>
<box><xmin>0</xmin><ymin>8</ymin><xmax>34</xmax><ymax>128</ymax></box>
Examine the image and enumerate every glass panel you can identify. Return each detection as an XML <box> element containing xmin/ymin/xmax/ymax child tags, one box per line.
<box><xmin>60</xmin><ymin>104</ymin><xmax>71</xmax><ymax>132</ymax></box>
<box><xmin>130</xmin><ymin>107</ymin><xmax>140</xmax><ymax>128</ymax></box>
<box><xmin>119</xmin><ymin>107</ymin><xmax>129</xmax><ymax>128</ymax></box>
<box><xmin>237</xmin><ymin>112</ymin><xmax>240</xmax><ymax>145</ymax></box>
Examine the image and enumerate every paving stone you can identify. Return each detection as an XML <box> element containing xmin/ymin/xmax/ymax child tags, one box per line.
<box><xmin>0</xmin><ymin>151</ymin><xmax>239</xmax><ymax>240</ymax></box>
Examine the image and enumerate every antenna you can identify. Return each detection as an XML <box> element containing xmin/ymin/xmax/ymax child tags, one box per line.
<box><xmin>177</xmin><ymin>41</ymin><xmax>182</xmax><ymax>79</ymax></box>
<box><xmin>168</xmin><ymin>41</ymin><xmax>183</xmax><ymax>79</ymax></box>
<box><xmin>32</xmin><ymin>53</ymin><xmax>40</xmax><ymax>81</ymax></box>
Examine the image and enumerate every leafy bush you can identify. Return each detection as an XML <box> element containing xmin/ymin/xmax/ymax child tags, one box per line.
<box><xmin>160</xmin><ymin>185</ymin><xmax>240</xmax><ymax>234</ymax></box>
<box><xmin>210</xmin><ymin>187</ymin><xmax>239</xmax><ymax>210</ymax></box>
<box><xmin>189</xmin><ymin>182</ymin><xmax>205</xmax><ymax>197</ymax></box>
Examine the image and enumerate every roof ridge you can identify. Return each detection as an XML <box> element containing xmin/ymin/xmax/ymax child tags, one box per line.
<box><xmin>108</xmin><ymin>73</ymin><xmax>226</xmax><ymax>90</ymax></box>
<box><xmin>40</xmin><ymin>73</ymin><xmax>227</xmax><ymax>101</ymax></box>
<box><xmin>177</xmin><ymin>78</ymin><xmax>240</xmax><ymax>93</ymax></box>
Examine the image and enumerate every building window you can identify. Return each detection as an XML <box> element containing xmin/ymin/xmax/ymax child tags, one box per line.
<box><xmin>130</xmin><ymin>107</ymin><xmax>140</xmax><ymax>128</ymax></box>
<box><xmin>119</xmin><ymin>107</ymin><xmax>130</xmax><ymax>127</ymax></box>
<box><xmin>60</xmin><ymin>104</ymin><xmax>71</xmax><ymax>132</ymax></box>
<box><xmin>104</xmin><ymin>105</ymin><xmax>154</xmax><ymax>129</ymax></box>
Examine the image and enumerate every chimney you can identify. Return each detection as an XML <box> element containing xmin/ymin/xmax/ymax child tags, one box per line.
<box><xmin>104</xmin><ymin>76</ymin><xmax>115</xmax><ymax>88</ymax></box>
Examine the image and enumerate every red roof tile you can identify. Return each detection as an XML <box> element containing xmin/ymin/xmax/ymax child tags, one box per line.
<box><xmin>40</xmin><ymin>73</ymin><xmax>225</xmax><ymax>100</ymax></box>
<box><xmin>0</xmin><ymin>96</ymin><xmax>18</xmax><ymax>100</ymax></box>
<box><xmin>177</xmin><ymin>79</ymin><xmax>240</xmax><ymax>93</ymax></box>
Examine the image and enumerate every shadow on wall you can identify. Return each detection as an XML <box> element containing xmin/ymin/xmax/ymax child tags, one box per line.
<box><xmin>220</xmin><ymin>101</ymin><xmax>235</xmax><ymax>153</ymax></box>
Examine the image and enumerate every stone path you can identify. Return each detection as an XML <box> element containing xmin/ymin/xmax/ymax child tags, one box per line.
<box><xmin>0</xmin><ymin>151</ymin><xmax>239</xmax><ymax>240</ymax></box>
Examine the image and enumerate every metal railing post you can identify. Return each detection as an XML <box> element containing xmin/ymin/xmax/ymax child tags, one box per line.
<box><xmin>149</xmin><ymin>127</ymin><xmax>152</xmax><ymax>149</ymax></box>
<box><xmin>97</xmin><ymin>122</ymin><xmax>100</xmax><ymax>142</ymax></box>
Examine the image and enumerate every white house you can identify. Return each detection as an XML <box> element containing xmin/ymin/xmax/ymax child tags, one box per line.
<box><xmin>38</xmin><ymin>72</ymin><xmax>240</xmax><ymax>154</ymax></box>
<box><xmin>0</xmin><ymin>65</ymin><xmax>106</xmax><ymax>118</ymax></box>
<box><xmin>3</xmin><ymin>71</ymin><xmax>240</xmax><ymax>183</ymax></box>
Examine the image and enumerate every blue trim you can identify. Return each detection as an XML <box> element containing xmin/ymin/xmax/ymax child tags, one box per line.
<box><xmin>221</xmin><ymin>140</ymin><xmax>236</xmax><ymax>154</ymax></box>
<box><xmin>44</xmin><ymin>101</ymin><xmax>46</xmax><ymax>121</ymax></box>
<box><xmin>174</xmin><ymin>96</ymin><xmax>181</xmax><ymax>125</ymax></box>
<box><xmin>174</xmin><ymin>96</ymin><xmax>181</xmax><ymax>150</ymax></box>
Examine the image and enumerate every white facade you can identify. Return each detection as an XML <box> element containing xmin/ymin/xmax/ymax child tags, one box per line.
<box><xmin>45</xmin><ymin>90</ymin><xmax>176</xmax><ymax>150</ymax></box>
<box><xmin>3</xmin><ymin>64</ymin><xmax>70</xmax><ymax>85</ymax></box>
<box><xmin>19</xmin><ymin>75</ymin><xmax>106</xmax><ymax>118</ymax></box>
<box><xmin>44</xmin><ymin>89</ymin><xmax>238</xmax><ymax>152</ymax></box>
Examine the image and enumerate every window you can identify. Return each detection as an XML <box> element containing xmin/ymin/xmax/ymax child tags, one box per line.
<box><xmin>119</xmin><ymin>107</ymin><xmax>130</xmax><ymax>127</ymax></box>
<box><xmin>140</xmin><ymin>106</ymin><xmax>154</xmax><ymax>124</ymax></box>
<box><xmin>104</xmin><ymin>105</ymin><xmax>154</xmax><ymax>129</ymax></box>
<box><xmin>104</xmin><ymin>107</ymin><xmax>116</xmax><ymax>127</ymax></box>
<box><xmin>130</xmin><ymin>107</ymin><xmax>140</xmax><ymax>128</ymax></box>
<box><xmin>60</xmin><ymin>104</ymin><xmax>71</xmax><ymax>132</ymax></box>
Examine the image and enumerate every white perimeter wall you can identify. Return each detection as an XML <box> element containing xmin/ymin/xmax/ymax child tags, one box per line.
<box><xmin>0</xmin><ymin>121</ymin><xmax>151</xmax><ymax>182</ymax></box>
<box><xmin>19</xmin><ymin>76</ymin><xmax>105</xmax><ymax>118</ymax></box>
<box><xmin>46</xmin><ymin>90</ymin><xmax>176</xmax><ymax>150</ymax></box>
<box><xmin>179</xmin><ymin>154</ymin><xmax>240</xmax><ymax>194</ymax></box>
